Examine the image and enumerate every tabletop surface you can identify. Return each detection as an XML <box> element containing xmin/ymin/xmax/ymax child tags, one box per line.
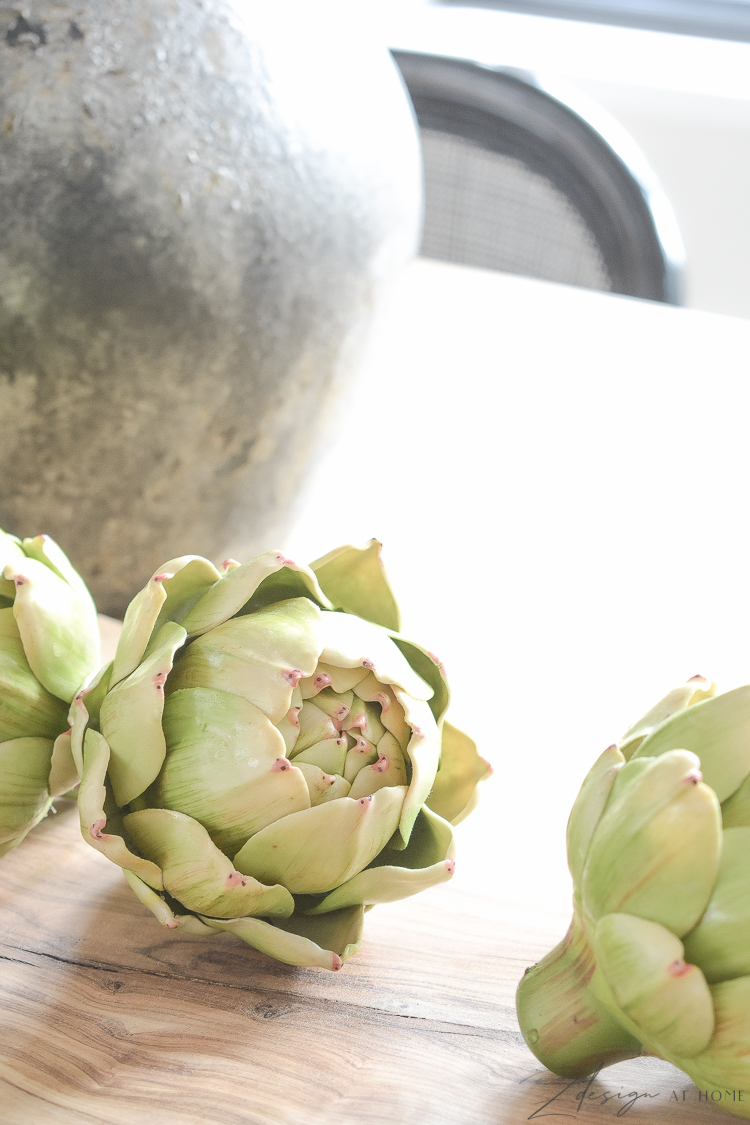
<box><xmin>4</xmin><ymin>259</ymin><xmax>750</xmax><ymax>1124</ymax></box>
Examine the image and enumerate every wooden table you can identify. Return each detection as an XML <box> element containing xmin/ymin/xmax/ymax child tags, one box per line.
<box><xmin>3</xmin><ymin>259</ymin><xmax>750</xmax><ymax>1123</ymax></box>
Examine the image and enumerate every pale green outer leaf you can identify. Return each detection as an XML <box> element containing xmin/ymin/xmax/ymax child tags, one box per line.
<box><xmin>582</xmin><ymin>751</ymin><xmax>721</xmax><ymax>936</ymax></box>
<box><xmin>619</xmin><ymin>677</ymin><xmax>715</xmax><ymax>759</ymax></box>
<box><xmin>566</xmin><ymin>744</ymin><xmax>624</xmax><ymax>887</ymax></box>
<box><xmin>20</xmin><ymin>534</ymin><xmax>93</xmax><ymax>605</ymax></box>
<box><xmin>150</xmin><ymin>557</ymin><xmax>223</xmax><ymax>638</ymax></box>
<box><xmin>180</xmin><ymin>551</ymin><xmax>327</xmax><ymax>637</ymax></box>
<box><xmin>0</xmin><ymin>608</ymin><xmax>69</xmax><ymax>740</ymax></box>
<box><xmin>124</xmin><ymin>808</ymin><xmax>295</xmax><ymax>920</ymax></box>
<box><xmin>0</xmin><ymin>530</ymin><xmax>26</xmax><ymax>573</ymax></box>
<box><xmin>389</xmin><ymin>636</ymin><xmax>450</xmax><ymax>725</ymax></box>
<box><xmin>78</xmin><ymin>728</ymin><xmax>163</xmax><ymax>889</ymax></box>
<box><xmin>427</xmin><ymin>720</ymin><xmax>492</xmax><ymax>827</ymax></box>
<box><xmin>594</xmin><ymin>913</ymin><xmax>714</xmax><ymax>1058</ymax></box>
<box><xmin>683</xmin><ymin>827</ymin><xmax>750</xmax><ymax>983</ymax></box>
<box><xmin>199</xmin><ymin>914</ymin><xmax>345</xmax><ymax>970</ymax></box>
<box><xmin>100</xmin><ymin>622</ymin><xmax>187</xmax><ymax>807</ymax></box>
<box><xmin>68</xmin><ymin>661</ymin><xmax>113</xmax><ymax>777</ymax></box>
<box><xmin>233</xmin><ymin>785</ymin><xmax>407</xmax><ymax>894</ymax></box>
<box><xmin>685</xmin><ymin>977</ymin><xmax>750</xmax><ymax>1095</ymax></box>
<box><xmin>158</xmin><ymin>687</ymin><xmax>310</xmax><ymax>856</ymax></box>
<box><xmin>0</xmin><ymin>736</ymin><xmax>53</xmax><ymax>844</ymax></box>
<box><xmin>111</xmin><ymin>556</ymin><xmax>217</xmax><ymax>687</ymax></box>
<box><xmin>167</xmin><ymin>599</ymin><xmax>322</xmax><ymax>724</ymax></box>
<box><xmin>307</xmin><ymin>805</ymin><xmax>455</xmax><ymax>913</ymax></box>
<box><xmin>123</xmin><ymin>869</ymin><xmax>214</xmax><ymax>934</ymax></box>
<box><xmin>393</xmin><ymin>688</ymin><xmax>441</xmax><ymax>847</ymax></box>
<box><xmin>311</xmin><ymin>540</ymin><xmax>401</xmax><ymax>632</ymax></box>
<box><xmin>719</xmin><ymin>771</ymin><xmax>750</xmax><ymax>827</ymax></box>
<box><xmin>632</xmin><ymin>686</ymin><xmax>750</xmax><ymax>802</ymax></box>
<box><xmin>269</xmin><ymin>905</ymin><xmax>364</xmax><ymax>963</ymax></box>
<box><xmin>48</xmin><ymin>730</ymin><xmax>80</xmax><ymax>797</ymax></box>
<box><xmin>318</xmin><ymin>611</ymin><xmax>433</xmax><ymax>702</ymax></box>
<box><xmin>4</xmin><ymin>556</ymin><xmax>100</xmax><ymax>703</ymax></box>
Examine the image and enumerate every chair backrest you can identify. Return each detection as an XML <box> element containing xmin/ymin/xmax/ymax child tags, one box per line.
<box><xmin>393</xmin><ymin>51</ymin><xmax>684</xmax><ymax>302</ymax></box>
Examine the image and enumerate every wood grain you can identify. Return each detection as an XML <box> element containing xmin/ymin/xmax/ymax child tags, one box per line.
<box><xmin>0</xmin><ymin>805</ymin><xmax>725</xmax><ymax>1124</ymax></box>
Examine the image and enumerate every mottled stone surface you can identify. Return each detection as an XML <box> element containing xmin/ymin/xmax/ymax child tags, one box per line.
<box><xmin>0</xmin><ymin>0</ymin><xmax>421</xmax><ymax>615</ymax></box>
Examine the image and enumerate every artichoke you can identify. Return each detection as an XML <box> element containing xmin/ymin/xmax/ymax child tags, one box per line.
<box><xmin>516</xmin><ymin>674</ymin><xmax>750</xmax><ymax>1116</ymax></box>
<box><xmin>73</xmin><ymin>541</ymin><xmax>489</xmax><ymax>970</ymax></box>
<box><xmin>0</xmin><ymin>528</ymin><xmax>100</xmax><ymax>856</ymax></box>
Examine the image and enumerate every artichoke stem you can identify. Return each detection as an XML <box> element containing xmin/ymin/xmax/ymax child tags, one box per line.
<box><xmin>516</xmin><ymin>911</ymin><xmax>642</xmax><ymax>1078</ymax></box>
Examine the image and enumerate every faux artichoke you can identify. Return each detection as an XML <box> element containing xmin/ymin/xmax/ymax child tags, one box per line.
<box><xmin>0</xmin><ymin>528</ymin><xmax>100</xmax><ymax>856</ymax></box>
<box><xmin>517</xmin><ymin>675</ymin><xmax>750</xmax><ymax>1116</ymax></box>
<box><xmin>73</xmin><ymin>541</ymin><xmax>489</xmax><ymax>970</ymax></box>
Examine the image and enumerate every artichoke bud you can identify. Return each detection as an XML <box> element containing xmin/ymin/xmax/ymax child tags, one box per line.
<box><xmin>77</xmin><ymin>543</ymin><xmax>487</xmax><ymax>969</ymax></box>
<box><xmin>594</xmin><ymin>913</ymin><xmax>714</xmax><ymax>1058</ymax></box>
<box><xmin>582</xmin><ymin>750</ymin><xmax>721</xmax><ymax>935</ymax></box>
<box><xmin>0</xmin><ymin>528</ymin><xmax>100</xmax><ymax>857</ymax></box>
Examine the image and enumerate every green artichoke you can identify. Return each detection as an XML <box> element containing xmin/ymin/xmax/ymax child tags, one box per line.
<box><xmin>516</xmin><ymin>674</ymin><xmax>750</xmax><ymax>1116</ymax></box>
<box><xmin>73</xmin><ymin>541</ymin><xmax>489</xmax><ymax>970</ymax></box>
<box><xmin>0</xmin><ymin>528</ymin><xmax>100</xmax><ymax>856</ymax></box>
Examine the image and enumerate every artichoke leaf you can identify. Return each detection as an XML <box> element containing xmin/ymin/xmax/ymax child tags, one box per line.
<box><xmin>0</xmin><ymin>737</ymin><xmax>53</xmax><ymax>844</ymax></box>
<box><xmin>311</xmin><ymin>540</ymin><xmax>400</xmax><ymax>632</ymax></box>
<box><xmin>319</xmin><ymin>611</ymin><xmax>432</xmax><ymax>702</ymax></box>
<box><xmin>100</xmin><ymin>622</ymin><xmax>187</xmax><ymax>807</ymax></box>
<box><xmin>199</xmin><ymin>913</ymin><xmax>349</xmax><ymax>970</ymax></box>
<box><xmin>48</xmin><ymin>730</ymin><xmax>79</xmax><ymax>797</ymax></box>
<box><xmin>348</xmin><ymin>731</ymin><xmax>409</xmax><ymax>799</ymax></box>
<box><xmin>307</xmin><ymin>805</ymin><xmax>455</xmax><ymax>913</ymax></box>
<box><xmin>124</xmin><ymin>808</ymin><xmax>295</xmax><ymax>920</ymax></box>
<box><xmin>0</xmin><ymin>610</ymin><xmax>70</xmax><ymax>740</ymax></box>
<box><xmin>166</xmin><ymin>598</ymin><xmax>322</xmax><ymax>724</ymax></box>
<box><xmin>392</xmin><ymin>689</ymin><xmax>442</xmax><ymax>847</ymax></box>
<box><xmin>594</xmin><ymin>912</ymin><xmax>714</xmax><ymax>1058</ymax></box>
<box><xmin>390</xmin><ymin>636</ymin><xmax>450</xmax><ymax>725</ymax></box>
<box><xmin>582</xmin><ymin>751</ymin><xmax>721</xmax><ymax>936</ymax></box>
<box><xmin>632</xmin><ymin>685</ymin><xmax>750</xmax><ymax>802</ymax></box>
<box><xmin>683</xmin><ymin>827</ymin><xmax>750</xmax><ymax>984</ymax></box>
<box><xmin>69</xmin><ymin>660</ymin><xmax>113</xmax><ymax>776</ymax></box>
<box><xmin>233</xmin><ymin>785</ymin><xmax>407</xmax><ymax>894</ymax></box>
<box><xmin>21</xmin><ymin>534</ymin><xmax>94</xmax><ymax>605</ymax></box>
<box><xmin>270</xmin><ymin>904</ymin><xmax>364</xmax><ymax>963</ymax></box>
<box><xmin>292</xmin><ymin>737</ymin><xmax>348</xmax><ymax>775</ymax></box>
<box><xmin>427</xmin><ymin>720</ymin><xmax>492</xmax><ymax>827</ymax></box>
<box><xmin>619</xmin><ymin>676</ymin><xmax>716</xmax><ymax>760</ymax></box>
<box><xmin>181</xmin><ymin>551</ymin><xmax>326</xmax><ymax>637</ymax></box>
<box><xmin>158</xmin><ymin>687</ymin><xmax>310</xmax><ymax>856</ymax></box>
<box><xmin>684</xmin><ymin>978</ymin><xmax>750</xmax><ymax>1096</ymax></box>
<box><xmin>352</xmin><ymin>673</ymin><xmax>410</xmax><ymax>748</ymax></box>
<box><xmin>4</xmin><ymin>556</ymin><xmax>100</xmax><ymax>703</ymax></box>
<box><xmin>566</xmin><ymin>744</ymin><xmax>624</xmax><ymax>887</ymax></box>
<box><xmin>78</xmin><ymin>729</ymin><xmax>163</xmax><ymax>889</ymax></box>
<box><xmin>122</xmin><ymin>869</ymin><xmax>215</xmax><ymax>934</ymax></box>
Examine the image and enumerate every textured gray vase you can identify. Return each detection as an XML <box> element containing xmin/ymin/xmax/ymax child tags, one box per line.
<box><xmin>0</xmin><ymin>0</ymin><xmax>421</xmax><ymax>616</ymax></box>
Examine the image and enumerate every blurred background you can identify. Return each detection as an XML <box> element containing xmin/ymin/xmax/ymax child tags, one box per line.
<box><xmin>378</xmin><ymin>0</ymin><xmax>750</xmax><ymax>319</ymax></box>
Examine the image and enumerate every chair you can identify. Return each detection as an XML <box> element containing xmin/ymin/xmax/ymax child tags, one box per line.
<box><xmin>392</xmin><ymin>51</ymin><xmax>684</xmax><ymax>302</ymax></box>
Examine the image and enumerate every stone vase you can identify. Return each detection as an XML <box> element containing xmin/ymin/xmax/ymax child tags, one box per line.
<box><xmin>0</xmin><ymin>0</ymin><xmax>421</xmax><ymax>615</ymax></box>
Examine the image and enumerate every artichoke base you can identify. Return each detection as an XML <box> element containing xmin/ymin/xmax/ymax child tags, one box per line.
<box><xmin>516</xmin><ymin>909</ymin><xmax>642</xmax><ymax>1079</ymax></box>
